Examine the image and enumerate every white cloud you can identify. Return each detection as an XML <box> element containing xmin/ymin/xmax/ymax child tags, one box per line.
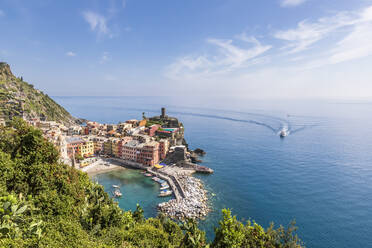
<box><xmin>280</xmin><ymin>0</ymin><xmax>307</xmax><ymax>7</ymax></box>
<box><xmin>274</xmin><ymin>11</ymin><xmax>359</xmax><ymax>53</ymax></box>
<box><xmin>274</xmin><ymin>6</ymin><xmax>372</xmax><ymax>55</ymax></box>
<box><xmin>330</xmin><ymin>23</ymin><xmax>372</xmax><ymax>64</ymax></box>
<box><xmin>66</xmin><ymin>51</ymin><xmax>76</xmax><ymax>57</ymax></box>
<box><xmin>277</xmin><ymin>5</ymin><xmax>372</xmax><ymax>67</ymax></box>
<box><xmin>163</xmin><ymin>5</ymin><xmax>372</xmax><ymax>99</ymax></box>
<box><xmin>166</xmin><ymin>34</ymin><xmax>271</xmax><ymax>79</ymax></box>
<box><xmin>83</xmin><ymin>11</ymin><xmax>109</xmax><ymax>36</ymax></box>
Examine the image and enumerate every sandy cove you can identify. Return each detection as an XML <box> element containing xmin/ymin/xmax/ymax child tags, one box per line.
<box><xmin>81</xmin><ymin>158</ymin><xmax>126</xmax><ymax>176</ymax></box>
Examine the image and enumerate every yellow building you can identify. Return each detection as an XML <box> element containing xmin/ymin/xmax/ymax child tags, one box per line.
<box><xmin>80</xmin><ymin>141</ymin><xmax>94</xmax><ymax>157</ymax></box>
<box><xmin>111</xmin><ymin>139</ymin><xmax>121</xmax><ymax>158</ymax></box>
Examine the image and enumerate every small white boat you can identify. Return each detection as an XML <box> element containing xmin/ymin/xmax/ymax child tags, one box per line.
<box><xmin>113</xmin><ymin>189</ymin><xmax>122</xmax><ymax>197</ymax></box>
<box><xmin>112</xmin><ymin>185</ymin><xmax>120</xmax><ymax>188</ymax></box>
<box><xmin>159</xmin><ymin>190</ymin><xmax>172</xmax><ymax>197</ymax></box>
<box><xmin>160</xmin><ymin>185</ymin><xmax>169</xmax><ymax>190</ymax></box>
<box><xmin>279</xmin><ymin>128</ymin><xmax>289</xmax><ymax>137</ymax></box>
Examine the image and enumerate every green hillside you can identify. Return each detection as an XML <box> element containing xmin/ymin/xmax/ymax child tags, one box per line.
<box><xmin>0</xmin><ymin>62</ymin><xmax>75</xmax><ymax>125</ymax></box>
<box><xmin>0</xmin><ymin>119</ymin><xmax>304</xmax><ymax>248</ymax></box>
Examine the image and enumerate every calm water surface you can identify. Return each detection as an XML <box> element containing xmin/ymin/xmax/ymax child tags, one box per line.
<box><xmin>54</xmin><ymin>96</ymin><xmax>372</xmax><ymax>248</ymax></box>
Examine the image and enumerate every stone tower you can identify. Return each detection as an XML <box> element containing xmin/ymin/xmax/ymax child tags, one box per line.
<box><xmin>161</xmin><ymin>107</ymin><xmax>166</xmax><ymax>118</ymax></box>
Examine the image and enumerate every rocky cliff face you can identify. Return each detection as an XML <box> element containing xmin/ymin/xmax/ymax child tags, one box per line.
<box><xmin>0</xmin><ymin>62</ymin><xmax>75</xmax><ymax>125</ymax></box>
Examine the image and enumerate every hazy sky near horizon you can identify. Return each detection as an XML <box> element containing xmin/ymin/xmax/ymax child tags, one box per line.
<box><xmin>1</xmin><ymin>0</ymin><xmax>372</xmax><ymax>99</ymax></box>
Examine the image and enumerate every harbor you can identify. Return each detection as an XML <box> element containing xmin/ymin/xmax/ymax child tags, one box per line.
<box><xmin>58</xmin><ymin>107</ymin><xmax>214</xmax><ymax>221</ymax></box>
<box><xmin>98</xmin><ymin>157</ymin><xmax>212</xmax><ymax>220</ymax></box>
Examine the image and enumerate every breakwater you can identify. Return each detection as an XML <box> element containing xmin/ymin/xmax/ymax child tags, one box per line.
<box><xmin>157</xmin><ymin>175</ymin><xmax>209</xmax><ymax>219</ymax></box>
<box><xmin>101</xmin><ymin>157</ymin><xmax>212</xmax><ymax>220</ymax></box>
<box><xmin>153</xmin><ymin>165</ymin><xmax>211</xmax><ymax>220</ymax></box>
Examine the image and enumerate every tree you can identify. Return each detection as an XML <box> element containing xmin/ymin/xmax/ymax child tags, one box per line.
<box><xmin>133</xmin><ymin>204</ymin><xmax>144</xmax><ymax>223</ymax></box>
<box><xmin>212</xmin><ymin>209</ymin><xmax>245</xmax><ymax>248</ymax></box>
<box><xmin>180</xmin><ymin>219</ymin><xmax>208</xmax><ymax>248</ymax></box>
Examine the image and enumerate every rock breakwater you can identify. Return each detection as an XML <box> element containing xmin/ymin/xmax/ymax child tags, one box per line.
<box><xmin>157</xmin><ymin>176</ymin><xmax>209</xmax><ymax>220</ymax></box>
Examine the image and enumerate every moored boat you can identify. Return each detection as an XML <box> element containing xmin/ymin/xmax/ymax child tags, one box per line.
<box><xmin>160</xmin><ymin>185</ymin><xmax>169</xmax><ymax>190</ymax></box>
<box><xmin>113</xmin><ymin>189</ymin><xmax>122</xmax><ymax>198</ymax></box>
<box><xmin>159</xmin><ymin>190</ymin><xmax>172</xmax><ymax>197</ymax></box>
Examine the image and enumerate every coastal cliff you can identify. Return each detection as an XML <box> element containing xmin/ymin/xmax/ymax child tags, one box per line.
<box><xmin>0</xmin><ymin>62</ymin><xmax>75</xmax><ymax>125</ymax></box>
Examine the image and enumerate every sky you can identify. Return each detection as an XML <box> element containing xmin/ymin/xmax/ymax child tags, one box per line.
<box><xmin>1</xmin><ymin>0</ymin><xmax>372</xmax><ymax>99</ymax></box>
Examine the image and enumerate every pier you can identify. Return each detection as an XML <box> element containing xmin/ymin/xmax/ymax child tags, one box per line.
<box><xmin>147</xmin><ymin>167</ymin><xmax>185</xmax><ymax>200</ymax></box>
<box><xmin>102</xmin><ymin>156</ymin><xmax>211</xmax><ymax>220</ymax></box>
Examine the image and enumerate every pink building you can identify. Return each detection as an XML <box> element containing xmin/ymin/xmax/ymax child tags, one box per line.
<box><xmin>137</xmin><ymin>142</ymin><xmax>159</xmax><ymax>166</ymax></box>
<box><xmin>158</xmin><ymin>139</ymin><xmax>169</xmax><ymax>160</ymax></box>
<box><xmin>121</xmin><ymin>140</ymin><xmax>160</xmax><ymax>166</ymax></box>
<box><xmin>146</xmin><ymin>124</ymin><xmax>160</xmax><ymax>137</ymax></box>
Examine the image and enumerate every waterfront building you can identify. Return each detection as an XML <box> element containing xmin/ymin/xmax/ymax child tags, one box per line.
<box><xmin>137</xmin><ymin>141</ymin><xmax>159</xmax><ymax>166</ymax></box>
<box><xmin>121</xmin><ymin>140</ymin><xmax>140</xmax><ymax>161</ymax></box>
<box><xmin>121</xmin><ymin>139</ymin><xmax>160</xmax><ymax>166</ymax></box>
<box><xmin>158</xmin><ymin>139</ymin><xmax>169</xmax><ymax>160</ymax></box>
<box><xmin>111</xmin><ymin>138</ymin><xmax>121</xmax><ymax>158</ymax></box>
<box><xmin>80</xmin><ymin>140</ymin><xmax>94</xmax><ymax>158</ymax></box>
<box><xmin>103</xmin><ymin>139</ymin><xmax>113</xmax><ymax>155</ymax></box>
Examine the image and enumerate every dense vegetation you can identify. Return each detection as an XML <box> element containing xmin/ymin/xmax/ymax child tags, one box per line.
<box><xmin>0</xmin><ymin>119</ymin><xmax>304</xmax><ymax>247</ymax></box>
<box><xmin>0</xmin><ymin>62</ymin><xmax>75</xmax><ymax>125</ymax></box>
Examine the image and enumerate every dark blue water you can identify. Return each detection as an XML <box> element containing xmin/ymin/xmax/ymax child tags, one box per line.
<box><xmin>53</xmin><ymin>96</ymin><xmax>372</xmax><ymax>248</ymax></box>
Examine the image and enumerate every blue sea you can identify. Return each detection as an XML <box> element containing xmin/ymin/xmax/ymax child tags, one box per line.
<box><xmin>53</xmin><ymin>96</ymin><xmax>372</xmax><ymax>248</ymax></box>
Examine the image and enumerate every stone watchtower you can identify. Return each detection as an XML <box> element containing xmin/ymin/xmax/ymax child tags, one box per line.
<box><xmin>161</xmin><ymin>107</ymin><xmax>166</xmax><ymax>118</ymax></box>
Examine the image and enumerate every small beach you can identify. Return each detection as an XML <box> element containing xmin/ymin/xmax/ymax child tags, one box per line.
<box><xmin>81</xmin><ymin>158</ymin><xmax>126</xmax><ymax>176</ymax></box>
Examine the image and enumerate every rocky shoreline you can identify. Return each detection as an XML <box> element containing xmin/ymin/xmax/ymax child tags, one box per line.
<box><xmin>157</xmin><ymin>175</ymin><xmax>209</xmax><ymax>220</ymax></box>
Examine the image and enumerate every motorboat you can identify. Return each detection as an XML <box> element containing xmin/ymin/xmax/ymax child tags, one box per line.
<box><xmin>144</xmin><ymin>173</ymin><xmax>152</xmax><ymax>177</ymax></box>
<box><xmin>112</xmin><ymin>185</ymin><xmax>120</xmax><ymax>188</ymax></box>
<box><xmin>113</xmin><ymin>189</ymin><xmax>122</xmax><ymax>198</ymax></box>
<box><xmin>159</xmin><ymin>190</ymin><xmax>172</xmax><ymax>197</ymax></box>
<box><xmin>279</xmin><ymin>128</ymin><xmax>289</xmax><ymax>138</ymax></box>
<box><xmin>160</xmin><ymin>185</ymin><xmax>170</xmax><ymax>190</ymax></box>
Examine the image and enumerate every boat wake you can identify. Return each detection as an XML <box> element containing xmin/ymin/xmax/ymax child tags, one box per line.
<box><xmin>121</xmin><ymin>107</ymin><xmax>317</xmax><ymax>137</ymax></box>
